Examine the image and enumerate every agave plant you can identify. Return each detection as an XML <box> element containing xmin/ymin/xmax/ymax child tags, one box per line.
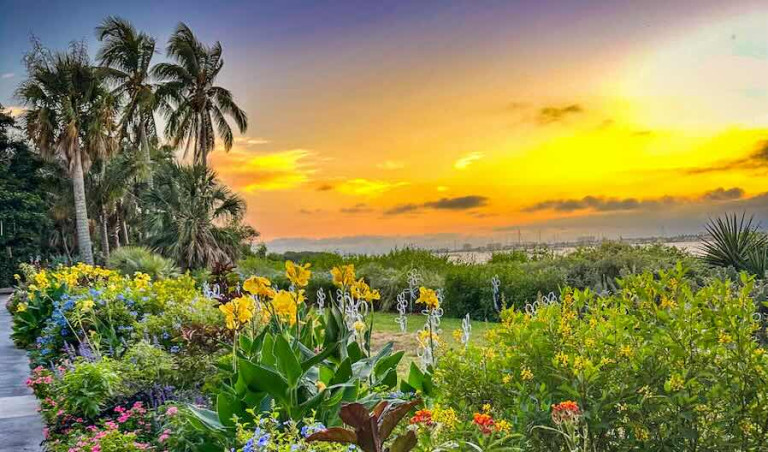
<box><xmin>701</xmin><ymin>213</ymin><xmax>768</xmax><ymax>277</ymax></box>
<box><xmin>307</xmin><ymin>399</ymin><xmax>421</xmax><ymax>452</ymax></box>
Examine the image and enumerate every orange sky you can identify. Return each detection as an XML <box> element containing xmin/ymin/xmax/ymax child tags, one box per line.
<box><xmin>203</xmin><ymin>7</ymin><xmax>768</xmax><ymax>247</ymax></box>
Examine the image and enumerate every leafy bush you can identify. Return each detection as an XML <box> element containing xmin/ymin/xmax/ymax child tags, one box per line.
<box><xmin>107</xmin><ymin>246</ymin><xmax>179</xmax><ymax>279</ymax></box>
<box><xmin>442</xmin><ymin>263</ymin><xmax>565</xmax><ymax>320</ymax></box>
<box><xmin>436</xmin><ymin>265</ymin><xmax>768</xmax><ymax>450</ymax></box>
<box><xmin>59</xmin><ymin>359</ymin><xmax>123</xmax><ymax>419</ymax></box>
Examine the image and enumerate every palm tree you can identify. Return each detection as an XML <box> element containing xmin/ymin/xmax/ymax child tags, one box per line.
<box><xmin>702</xmin><ymin>213</ymin><xmax>768</xmax><ymax>276</ymax></box>
<box><xmin>143</xmin><ymin>162</ymin><xmax>247</xmax><ymax>269</ymax></box>
<box><xmin>153</xmin><ymin>23</ymin><xmax>248</xmax><ymax>167</ymax></box>
<box><xmin>17</xmin><ymin>40</ymin><xmax>117</xmax><ymax>264</ymax></box>
<box><xmin>96</xmin><ymin>16</ymin><xmax>158</xmax><ymax>186</ymax></box>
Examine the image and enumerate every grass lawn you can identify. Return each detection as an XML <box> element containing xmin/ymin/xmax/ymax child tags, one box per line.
<box><xmin>370</xmin><ymin>312</ymin><xmax>495</xmax><ymax>370</ymax></box>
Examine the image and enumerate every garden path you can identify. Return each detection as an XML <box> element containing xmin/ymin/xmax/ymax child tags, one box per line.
<box><xmin>0</xmin><ymin>293</ymin><xmax>44</xmax><ymax>451</ymax></box>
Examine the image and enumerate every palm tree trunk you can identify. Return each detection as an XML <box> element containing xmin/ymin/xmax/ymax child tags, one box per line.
<box><xmin>100</xmin><ymin>207</ymin><xmax>110</xmax><ymax>260</ymax></box>
<box><xmin>120</xmin><ymin>211</ymin><xmax>130</xmax><ymax>245</ymax></box>
<box><xmin>140</xmin><ymin>123</ymin><xmax>153</xmax><ymax>188</ymax></box>
<box><xmin>72</xmin><ymin>150</ymin><xmax>94</xmax><ymax>264</ymax></box>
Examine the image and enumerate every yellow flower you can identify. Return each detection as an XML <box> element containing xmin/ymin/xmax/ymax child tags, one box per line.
<box><xmin>416</xmin><ymin>287</ymin><xmax>439</xmax><ymax>310</ymax></box>
<box><xmin>618</xmin><ymin>344</ymin><xmax>634</xmax><ymax>359</ymax></box>
<box><xmin>520</xmin><ymin>366</ymin><xmax>533</xmax><ymax>381</ymax></box>
<box><xmin>330</xmin><ymin>264</ymin><xmax>356</xmax><ymax>288</ymax></box>
<box><xmin>502</xmin><ymin>374</ymin><xmax>512</xmax><ymax>384</ymax></box>
<box><xmin>133</xmin><ymin>272</ymin><xmax>151</xmax><ymax>290</ymax></box>
<box><xmin>555</xmin><ymin>351</ymin><xmax>569</xmax><ymax>367</ymax></box>
<box><xmin>271</xmin><ymin>290</ymin><xmax>299</xmax><ymax>325</ymax></box>
<box><xmin>285</xmin><ymin>261</ymin><xmax>311</xmax><ymax>287</ymax></box>
<box><xmin>243</xmin><ymin>276</ymin><xmax>276</xmax><ymax>298</ymax></box>
<box><xmin>718</xmin><ymin>331</ymin><xmax>733</xmax><ymax>345</ymax></box>
<box><xmin>13</xmin><ymin>274</ymin><xmax>20</xmax><ymax>281</ymax></box>
<box><xmin>452</xmin><ymin>329</ymin><xmax>462</xmax><ymax>342</ymax></box>
<box><xmin>16</xmin><ymin>302</ymin><xmax>28</xmax><ymax>313</ymax></box>
<box><xmin>80</xmin><ymin>299</ymin><xmax>95</xmax><ymax>312</ymax></box>
<box><xmin>417</xmin><ymin>329</ymin><xmax>441</xmax><ymax>347</ymax></box>
<box><xmin>432</xmin><ymin>405</ymin><xmax>458</xmax><ymax>428</ymax></box>
<box><xmin>482</xmin><ymin>403</ymin><xmax>492</xmax><ymax>414</ymax></box>
<box><xmin>316</xmin><ymin>381</ymin><xmax>327</xmax><ymax>391</ymax></box>
<box><xmin>219</xmin><ymin>296</ymin><xmax>254</xmax><ymax>330</ymax></box>
<box><xmin>353</xmin><ymin>320</ymin><xmax>367</xmax><ymax>333</ymax></box>
<box><xmin>495</xmin><ymin>419</ymin><xmax>511</xmax><ymax>433</ymax></box>
<box><xmin>667</xmin><ymin>373</ymin><xmax>685</xmax><ymax>392</ymax></box>
<box><xmin>351</xmin><ymin>278</ymin><xmax>380</xmax><ymax>302</ymax></box>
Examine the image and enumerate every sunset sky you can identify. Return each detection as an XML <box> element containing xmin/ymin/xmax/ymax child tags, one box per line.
<box><xmin>3</xmin><ymin>1</ymin><xmax>768</xmax><ymax>252</ymax></box>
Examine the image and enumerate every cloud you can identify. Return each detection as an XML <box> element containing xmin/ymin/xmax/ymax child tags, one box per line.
<box><xmin>384</xmin><ymin>204</ymin><xmax>421</xmax><ymax>215</ymax></box>
<box><xmin>385</xmin><ymin>195</ymin><xmax>488</xmax><ymax>215</ymax></box>
<box><xmin>335</xmin><ymin>178</ymin><xmax>408</xmax><ymax>196</ymax></box>
<box><xmin>210</xmin><ymin>149</ymin><xmax>315</xmax><ymax>191</ymax></box>
<box><xmin>299</xmin><ymin>208</ymin><xmax>322</xmax><ymax>215</ymax></box>
<box><xmin>340</xmin><ymin>203</ymin><xmax>373</xmax><ymax>214</ymax></box>
<box><xmin>536</xmin><ymin>104</ymin><xmax>583</xmax><ymax>124</ymax></box>
<box><xmin>524</xmin><ymin>187</ymin><xmax>746</xmax><ymax>213</ymax></box>
<box><xmin>701</xmin><ymin>187</ymin><xmax>744</xmax><ymax>201</ymax></box>
<box><xmin>234</xmin><ymin>136</ymin><xmax>270</xmax><ymax>145</ymax></box>
<box><xmin>316</xmin><ymin>184</ymin><xmax>334</xmax><ymax>191</ymax></box>
<box><xmin>424</xmin><ymin>195</ymin><xmax>488</xmax><ymax>210</ymax></box>
<box><xmin>684</xmin><ymin>141</ymin><xmax>768</xmax><ymax>174</ymax></box>
<box><xmin>376</xmin><ymin>160</ymin><xmax>405</xmax><ymax>170</ymax></box>
<box><xmin>453</xmin><ymin>152</ymin><xmax>484</xmax><ymax>170</ymax></box>
<box><xmin>0</xmin><ymin>73</ymin><xmax>14</xmax><ymax>80</ymax></box>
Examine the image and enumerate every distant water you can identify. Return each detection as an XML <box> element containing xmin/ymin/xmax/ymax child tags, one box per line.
<box><xmin>443</xmin><ymin>240</ymin><xmax>705</xmax><ymax>264</ymax></box>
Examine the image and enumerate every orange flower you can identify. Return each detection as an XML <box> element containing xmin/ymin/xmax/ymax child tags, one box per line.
<box><xmin>410</xmin><ymin>409</ymin><xmax>434</xmax><ymax>426</ymax></box>
<box><xmin>473</xmin><ymin>412</ymin><xmax>495</xmax><ymax>434</ymax></box>
<box><xmin>551</xmin><ymin>400</ymin><xmax>581</xmax><ymax>425</ymax></box>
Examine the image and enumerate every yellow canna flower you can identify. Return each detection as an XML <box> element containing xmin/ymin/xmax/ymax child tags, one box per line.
<box><xmin>416</xmin><ymin>287</ymin><xmax>439</xmax><ymax>310</ymax></box>
<box><xmin>243</xmin><ymin>276</ymin><xmax>276</xmax><ymax>298</ymax></box>
<box><xmin>16</xmin><ymin>302</ymin><xmax>28</xmax><ymax>313</ymax></box>
<box><xmin>351</xmin><ymin>278</ymin><xmax>380</xmax><ymax>302</ymax></box>
<box><xmin>219</xmin><ymin>297</ymin><xmax>255</xmax><ymax>330</ymax></box>
<box><xmin>271</xmin><ymin>290</ymin><xmax>299</xmax><ymax>325</ymax></box>
<box><xmin>520</xmin><ymin>366</ymin><xmax>534</xmax><ymax>381</ymax></box>
<box><xmin>330</xmin><ymin>264</ymin><xmax>356</xmax><ymax>288</ymax></box>
<box><xmin>353</xmin><ymin>320</ymin><xmax>367</xmax><ymax>333</ymax></box>
<box><xmin>285</xmin><ymin>261</ymin><xmax>311</xmax><ymax>287</ymax></box>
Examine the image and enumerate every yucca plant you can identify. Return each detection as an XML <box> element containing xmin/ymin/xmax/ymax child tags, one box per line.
<box><xmin>702</xmin><ymin>213</ymin><xmax>768</xmax><ymax>277</ymax></box>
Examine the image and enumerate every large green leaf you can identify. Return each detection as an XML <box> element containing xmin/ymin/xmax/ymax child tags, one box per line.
<box><xmin>274</xmin><ymin>334</ymin><xmax>303</xmax><ymax>386</ymax></box>
<box><xmin>238</xmin><ymin>358</ymin><xmax>289</xmax><ymax>403</ymax></box>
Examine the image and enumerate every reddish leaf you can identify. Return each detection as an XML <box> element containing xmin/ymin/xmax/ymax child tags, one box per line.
<box><xmin>372</xmin><ymin>401</ymin><xmax>389</xmax><ymax>421</ymax></box>
<box><xmin>340</xmin><ymin>403</ymin><xmax>372</xmax><ymax>429</ymax></box>
<box><xmin>306</xmin><ymin>427</ymin><xmax>357</xmax><ymax>444</ymax></box>
<box><xmin>378</xmin><ymin>399</ymin><xmax>421</xmax><ymax>440</ymax></box>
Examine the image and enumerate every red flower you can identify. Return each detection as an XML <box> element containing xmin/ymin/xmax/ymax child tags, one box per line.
<box><xmin>551</xmin><ymin>400</ymin><xmax>581</xmax><ymax>425</ymax></box>
<box><xmin>410</xmin><ymin>409</ymin><xmax>434</xmax><ymax>426</ymax></box>
<box><xmin>473</xmin><ymin>413</ymin><xmax>495</xmax><ymax>434</ymax></box>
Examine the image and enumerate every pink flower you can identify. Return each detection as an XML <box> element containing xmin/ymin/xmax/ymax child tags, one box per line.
<box><xmin>166</xmin><ymin>406</ymin><xmax>178</xmax><ymax>416</ymax></box>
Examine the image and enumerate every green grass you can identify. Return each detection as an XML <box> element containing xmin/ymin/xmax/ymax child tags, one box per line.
<box><xmin>370</xmin><ymin>312</ymin><xmax>494</xmax><ymax>371</ymax></box>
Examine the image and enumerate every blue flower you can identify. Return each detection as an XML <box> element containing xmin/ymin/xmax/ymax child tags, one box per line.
<box><xmin>170</xmin><ymin>346</ymin><xmax>180</xmax><ymax>354</ymax></box>
<box><xmin>300</xmin><ymin>422</ymin><xmax>326</xmax><ymax>438</ymax></box>
<box><xmin>243</xmin><ymin>438</ymin><xmax>255</xmax><ymax>452</ymax></box>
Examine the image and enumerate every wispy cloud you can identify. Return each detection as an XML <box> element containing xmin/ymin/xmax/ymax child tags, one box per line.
<box><xmin>523</xmin><ymin>187</ymin><xmax>745</xmax><ymax>213</ymax></box>
<box><xmin>536</xmin><ymin>104</ymin><xmax>583</xmax><ymax>124</ymax></box>
<box><xmin>683</xmin><ymin>141</ymin><xmax>768</xmax><ymax>174</ymax></box>
<box><xmin>211</xmin><ymin>149</ymin><xmax>315</xmax><ymax>191</ymax></box>
<box><xmin>234</xmin><ymin>136</ymin><xmax>270</xmax><ymax>145</ymax></box>
<box><xmin>453</xmin><ymin>152</ymin><xmax>484</xmax><ymax>170</ymax></box>
<box><xmin>340</xmin><ymin>203</ymin><xmax>373</xmax><ymax>214</ymax></box>
<box><xmin>385</xmin><ymin>195</ymin><xmax>488</xmax><ymax>215</ymax></box>
<box><xmin>376</xmin><ymin>160</ymin><xmax>405</xmax><ymax>170</ymax></box>
<box><xmin>0</xmin><ymin>73</ymin><xmax>14</xmax><ymax>80</ymax></box>
<box><xmin>335</xmin><ymin>178</ymin><xmax>408</xmax><ymax>196</ymax></box>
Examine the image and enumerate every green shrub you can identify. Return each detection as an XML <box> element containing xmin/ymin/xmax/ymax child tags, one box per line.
<box><xmin>442</xmin><ymin>263</ymin><xmax>565</xmax><ymax>320</ymax></box>
<box><xmin>118</xmin><ymin>341</ymin><xmax>175</xmax><ymax>390</ymax></box>
<box><xmin>59</xmin><ymin>359</ymin><xmax>123</xmax><ymax>419</ymax></box>
<box><xmin>436</xmin><ymin>265</ymin><xmax>768</xmax><ymax>450</ymax></box>
<box><xmin>107</xmin><ymin>246</ymin><xmax>179</xmax><ymax>279</ymax></box>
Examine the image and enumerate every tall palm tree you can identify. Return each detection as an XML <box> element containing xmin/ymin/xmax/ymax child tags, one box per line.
<box><xmin>153</xmin><ymin>23</ymin><xmax>248</xmax><ymax>167</ymax></box>
<box><xmin>143</xmin><ymin>162</ymin><xmax>246</xmax><ymax>269</ymax></box>
<box><xmin>96</xmin><ymin>16</ymin><xmax>158</xmax><ymax>186</ymax></box>
<box><xmin>17</xmin><ymin>40</ymin><xmax>117</xmax><ymax>264</ymax></box>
